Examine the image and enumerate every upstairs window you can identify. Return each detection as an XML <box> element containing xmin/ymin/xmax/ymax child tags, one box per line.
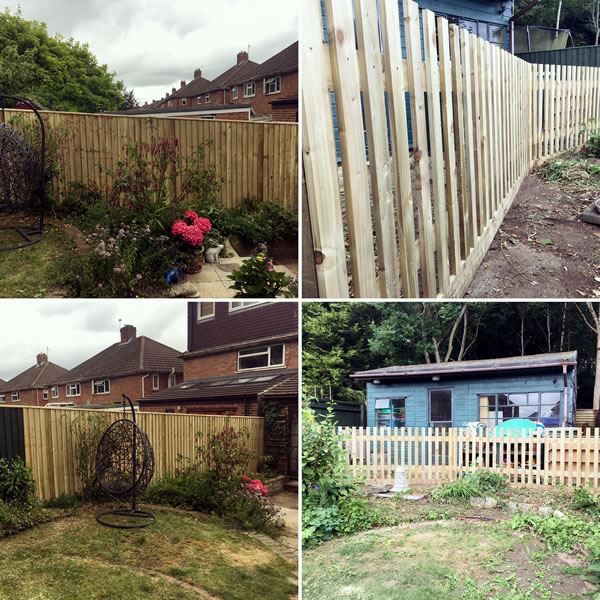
<box><xmin>264</xmin><ymin>76</ymin><xmax>281</xmax><ymax>95</ymax></box>
<box><xmin>167</xmin><ymin>99</ymin><xmax>173</xmax><ymax>107</ymax></box>
<box><xmin>197</xmin><ymin>302</ymin><xmax>215</xmax><ymax>321</ymax></box>
<box><xmin>152</xmin><ymin>374</ymin><xmax>160</xmax><ymax>390</ymax></box>
<box><xmin>168</xmin><ymin>373</ymin><xmax>177</xmax><ymax>388</ymax></box>
<box><xmin>205</xmin><ymin>94</ymin><xmax>211</xmax><ymax>103</ymax></box>
<box><xmin>66</xmin><ymin>383</ymin><xmax>80</xmax><ymax>397</ymax></box>
<box><xmin>182</xmin><ymin>97</ymin><xmax>187</xmax><ymax>106</ymax></box>
<box><xmin>43</xmin><ymin>389</ymin><xmax>48</xmax><ymax>401</ymax></box>
<box><xmin>232</xmin><ymin>86</ymin><xmax>238</xmax><ymax>100</ymax></box>
<box><xmin>244</xmin><ymin>82</ymin><xmax>256</xmax><ymax>97</ymax></box>
<box><xmin>51</xmin><ymin>386</ymin><xmax>59</xmax><ymax>399</ymax></box>
<box><xmin>92</xmin><ymin>379</ymin><xmax>110</xmax><ymax>395</ymax></box>
<box><xmin>197</xmin><ymin>96</ymin><xmax>202</xmax><ymax>104</ymax></box>
<box><xmin>229</xmin><ymin>301</ymin><xmax>263</xmax><ymax>312</ymax></box>
<box><xmin>238</xmin><ymin>344</ymin><xmax>285</xmax><ymax>371</ymax></box>
<box><xmin>11</xmin><ymin>392</ymin><xmax>20</xmax><ymax>402</ymax></box>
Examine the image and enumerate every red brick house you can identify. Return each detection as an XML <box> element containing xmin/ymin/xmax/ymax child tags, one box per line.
<box><xmin>0</xmin><ymin>354</ymin><xmax>68</xmax><ymax>406</ymax></box>
<box><xmin>135</xmin><ymin>42</ymin><xmax>298</xmax><ymax>122</ymax></box>
<box><xmin>50</xmin><ymin>325</ymin><xmax>184</xmax><ymax>407</ymax></box>
<box><xmin>140</xmin><ymin>301</ymin><xmax>298</xmax><ymax>475</ymax></box>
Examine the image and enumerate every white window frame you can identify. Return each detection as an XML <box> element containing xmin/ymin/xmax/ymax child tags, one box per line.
<box><xmin>228</xmin><ymin>301</ymin><xmax>264</xmax><ymax>312</ymax></box>
<box><xmin>238</xmin><ymin>344</ymin><xmax>285</xmax><ymax>371</ymax></box>
<box><xmin>66</xmin><ymin>383</ymin><xmax>81</xmax><ymax>398</ymax></box>
<box><xmin>244</xmin><ymin>82</ymin><xmax>256</xmax><ymax>98</ymax></box>
<box><xmin>168</xmin><ymin>373</ymin><xmax>177</xmax><ymax>388</ymax></box>
<box><xmin>197</xmin><ymin>96</ymin><xmax>202</xmax><ymax>105</ymax></box>
<box><xmin>92</xmin><ymin>379</ymin><xmax>111</xmax><ymax>395</ymax></box>
<box><xmin>167</xmin><ymin>99</ymin><xmax>173</xmax><ymax>107</ymax></box>
<box><xmin>43</xmin><ymin>389</ymin><xmax>49</xmax><ymax>401</ymax></box>
<box><xmin>232</xmin><ymin>86</ymin><xmax>238</xmax><ymax>100</ymax></box>
<box><xmin>0</xmin><ymin>394</ymin><xmax>5</xmax><ymax>403</ymax></box>
<box><xmin>205</xmin><ymin>94</ymin><xmax>211</xmax><ymax>103</ymax></box>
<box><xmin>197</xmin><ymin>302</ymin><xmax>215</xmax><ymax>321</ymax></box>
<box><xmin>264</xmin><ymin>76</ymin><xmax>281</xmax><ymax>95</ymax></box>
<box><xmin>51</xmin><ymin>386</ymin><xmax>59</xmax><ymax>399</ymax></box>
<box><xmin>152</xmin><ymin>374</ymin><xmax>160</xmax><ymax>391</ymax></box>
<box><xmin>11</xmin><ymin>391</ymin><xmax>20</xmax><ymax>402</ymax></box>
<box><xmin>182</xmin><ymin>97</ymin><xmax>187</xmax><ymax>106</ymax></box>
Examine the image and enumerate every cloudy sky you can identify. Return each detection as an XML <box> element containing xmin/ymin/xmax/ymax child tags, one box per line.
<box><xmin>0</xmin><ymin>300</ymin><xmax>193</xmax><ymax>381</ymax></box>
<box><xmin>5</xmin><ymin>0</ymin><xmax>298</xmax><ymax>104</ymax></box>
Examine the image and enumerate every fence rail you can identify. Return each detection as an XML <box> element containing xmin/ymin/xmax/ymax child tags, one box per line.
<box><xmin>338</xmin><ymin>426</ymin><xmax>600</xmax><ymax>489</ymax></box>
<box><xmin>302</xmin><ymin>0</ymin><xmax>600</xmax><ymax>298</ymax></box>
<box><xmin>0</xmin><ymin>109</ymin><xmax>298</xmax><ymax>210</ymax></box>
<box><xmin>0</xmin><ymin>405</ymin><xmax>263</xmax><ymax>501</ymax></box>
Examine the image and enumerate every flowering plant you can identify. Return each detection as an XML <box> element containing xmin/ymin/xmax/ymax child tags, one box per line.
<box><xmin>171</xmin><ymin>210</ymin><xmax>212</xmax><ymax>248</ymax></box>
<box><xmin>242</xmin><ymin>475</ymin><xmax>268</xmax><ymax>497</ymax></box>
<box><xmin>228</xmin><ymin>253</ymin><xmax>296</xmax><ymax>298</ymax></box>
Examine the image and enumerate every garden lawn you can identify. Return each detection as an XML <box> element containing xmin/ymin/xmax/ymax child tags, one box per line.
<box><xmin>303</xmin><ymin>519</ymin><xmax>596</xmax><ymax>600</ymax></box>
<box><xmin>0</xmin><ymin>505</ymin><xmax>297</xmax><ymax>600</ymax></box>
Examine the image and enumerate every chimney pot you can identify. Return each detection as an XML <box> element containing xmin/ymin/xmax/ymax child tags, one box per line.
<box><xmin>180</xmin><ymin>80</ymin><xmax>186</xmax><ymax>88</ymax></box>
<box><xmin>237</xmin><ymin>50</ymin><xmax>249</xmax><ymax>65</ymax></box>
<box><xmin>36</xmin><ymin>353</ymin><xmax>48</xmax><ymax>367</ymax></box>
<box><xmin>171</xmin><ymin>87</ymin><xmax>176</xmax><ymax>94</ymax></box>
<box><xmin>194</xmin><ymin>68</ymin><xmax>202</xmax><ymax>79</ymax></box>
<box><xmin>120</xmin><ymin>324</ymin><xmax>137</xmax><ymax>343</ymax></box>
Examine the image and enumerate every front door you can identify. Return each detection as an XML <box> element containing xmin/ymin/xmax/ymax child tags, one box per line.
<box><xmin>429</xmin><ymin>389</ymin><xmax>453</xmax><ymax>428</ymax></box>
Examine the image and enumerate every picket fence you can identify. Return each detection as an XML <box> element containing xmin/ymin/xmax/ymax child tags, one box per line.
<box><xmin>338</xmin><ymin>426</ymin><xmax>600</xmax><ymax>489</ymax></box>
<box><xmin>302</xmin><ymin>0</ymin><xmax>600</xmax><ymax>298</ymax></box>
<box><xmin>0</xmin><ymin>405</ymin><xmax>263</xmax><ymax>501</ymax></box>
<box><xmin>0</xmin><ymin>109</ymin><xmax>298</xmax><ymax>210</ymax></box>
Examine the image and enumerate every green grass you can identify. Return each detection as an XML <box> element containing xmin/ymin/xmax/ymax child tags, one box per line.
<box><xmin>303</xmin><ymin>520</ymin><xmax>593</xmax><ymax>599</ymax></box>
<box><xmin>0</xmin><ymin>221</ymin><xmax>75</xmax><ymax>297</ymax></box>
<box><xmin>0</xmin><ymin>505</ymin><xmax>297</xmax><ymax>600</ymax></box>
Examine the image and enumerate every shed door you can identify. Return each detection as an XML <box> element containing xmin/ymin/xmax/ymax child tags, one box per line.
<box><xmin>429</xmin><ymin>389</ymin><xmax>452</xmax><ymax>428</ymax></box>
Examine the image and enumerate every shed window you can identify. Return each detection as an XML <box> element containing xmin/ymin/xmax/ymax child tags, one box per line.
<box><xmin>479</xmin><ymin>392</ymin><xmax>562</xmax><ymax>427</ymax></box>
<box><xmin>375</xmin><ymin>398</ymin><xmax>405</xmax><ymax>428</ymax></box>
<box><xmin>430</xmin><ymin>389</ymin><xmax>452</xmax><ymax>428</ymax></box>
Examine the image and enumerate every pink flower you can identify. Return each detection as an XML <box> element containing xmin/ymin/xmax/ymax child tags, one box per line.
<box><xmin>184</xmin><ymin>210</ymin><xmax>199</xmax><ymax>220</ymax></box>
<box><xmin>267</xmin><ymin>260</ymin><xmax>274</xmax><ymax>272</ymax></box>
<box><xmin>246</xmin><ymin>478</ymin><xmax>268</xmax><ymax>496</ymax></box>
<box><xmin>171</xmin><ymin>213</ymin><xmax>212</xmax><ymax>248</ymax></box>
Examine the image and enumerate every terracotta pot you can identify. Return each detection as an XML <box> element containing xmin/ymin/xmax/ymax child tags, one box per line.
<box><xmin>183</xmin><ymin>249</ymin><xmax>205</xmax><ymax>274</ymax></box>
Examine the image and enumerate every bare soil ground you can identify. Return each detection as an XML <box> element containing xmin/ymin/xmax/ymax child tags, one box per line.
<box><xmin>467</xmin><ymin>174</ymin><xmax>600</xmax><ymax>298</ymax></box>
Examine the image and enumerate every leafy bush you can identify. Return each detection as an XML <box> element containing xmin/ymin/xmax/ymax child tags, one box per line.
<box><xmin>0</xmin><ymin>500</ymin><xmax>49</xmax><ymax>537</ymax></box>
<box><xmin>540</xmin><ymin>158</ymin><xmax>600</xmax><ymax>189</ymax></box>
<box><xmin>43</xmin><ymin>493</ymin><xmax>83</xmax><ymax>510</ymax></box>
<box><xmin>0</xmin><ymin>458</ymin><xmax>35</xmax><ymax>505</ymax></box>
<box><xmin>431</xmin><ymin>470</ymin><xmax>507</xmax><ymax>501</ymax></box>
<box><xmin>571</xmin><ymin>486</ymin><xmax>600</xmax><ymax>515</ymax></box>
<box><xmin>228</xmin><ymin>253</ymin><xmax>295</xmax><ymax>298</ymax></box>
<box><xmin>302</xmin><ymin>405</ymin><xmax>393</xmax><ymax>547</ymax></box>
<box><xmin>581</xmin><ymin>118</ymin><xmax>600</xmax><ymax>157</ymax></box>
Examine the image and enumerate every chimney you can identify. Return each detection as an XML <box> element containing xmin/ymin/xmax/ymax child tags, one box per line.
<box><xmin>180</xmin><ymin>80</ymin><xmax>186</xmax><ymax>88</ymax></box>
<box><xmin>120</xmin><ymin>324</ymin><xmax>137</xmax><ymax>343</ymax></box>
<box><xmin>36</xmin><ymin>353</ymin><xmax>48</xmax><ymax>367</ymax></box>
<box><xmin>237</xmin><ymin>50</ymin><xmax>249</xmax><ymax>65</ymax></box>
<box><xmin>171</xmin><ymin>87</ymin><xmax>176</xmax><ymax>94</ymax></box>
<box><xmin>194</xmin><ymin>68</ymin><xmax>202</xmax><ymax>79</ymax></box>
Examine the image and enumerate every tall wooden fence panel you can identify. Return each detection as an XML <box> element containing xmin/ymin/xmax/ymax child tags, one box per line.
<box><xmin>0</xmin><ymin>109</ymin><xmax>298</xmax><ymax>210</ymax></box>
<box><xmin>0</xmin><ymin>405</ymin><xmax>263</xmax><ymax>501</ymax></box>
<box><xmin>302</xmin><ymin>0</ymin><xmax>600</xmax><ymax>298</ymax></box>
<box><xmin>338</xmin><ymin>427</ymin><xmax>600</xmax><ymax>489</ymax></box>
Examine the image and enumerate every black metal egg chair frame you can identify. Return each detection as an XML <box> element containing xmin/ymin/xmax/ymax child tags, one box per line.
<box><xmin>0</xmin><ymin>94</ymin><xmax>47</xmax><ymax>251</ymax></box>
<box><xmin>95</xmin><ymin>395</ymin><xmax>156</xmax><ymax>529</ymax></box>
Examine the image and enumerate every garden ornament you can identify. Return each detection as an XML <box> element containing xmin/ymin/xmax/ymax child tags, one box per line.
<box><xmin>251</xmin><ymin>241</ymin><xmax>268</xmax><ymax>256</ymax></box>
<box><xmin>205</xmin><ymin>243</ymin><xmax>224</xmax><ymax>263</ymax></box>
<box><xmin>0</xmin><ymin>95</ymin><xmax>47</xmax><ymax>251</ymax></box>
<box><xmin>390</xmin><ymin>467</ymin><xmax>409</xmax><ymax>493</ymax></box>
<box><xmin>95</xmin><ymin>394</ymin><xmax>156</xmax><ymax>528</ymax></box>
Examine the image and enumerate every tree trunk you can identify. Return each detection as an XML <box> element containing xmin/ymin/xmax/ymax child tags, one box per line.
<box><xmin>594</xmin><ymin>343</ymin><xmax>600</xmax><ymax>411</ymax></box>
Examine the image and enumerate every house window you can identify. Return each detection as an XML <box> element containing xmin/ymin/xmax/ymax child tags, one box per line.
<box><xmin>0</xmin><ymin>395</ymin><xmax>5</xmax><ymax>403</ymax></box>
<box><xmin>51</xmin><ymin>386</ymin><xmax>59</xmax><ymax>399</ymax></box>
<box><xmin>264</xmin><ymin>76</ymin><xmax>281</xmax><ymax>95</ymax></box>
<box><xmin>43</xmin><ymin>389</ymin><xmax>48</xmax><ymax>401</ymax></box>
<box><xmin>229</xmin><ymin>301</ymin><xmax>263</xmax><ymax>312</ymax></box>
<box><xmin>205</xmin><ymin>94</ymin><xmax>211</xmax><ymax>103</ymax></box>
<box><xmin>182</xmin><ymin>97</ymin><xmax>187</xmax><ymax>106</ymax></box>
<box><xmin>479</xmin><ymin>392</ymin><xmax>562</xmax><ymax>427</ymax></box>
<box><xmin>429</xmin><ymin>389</ymin><xmax>452</xmax><ymax>428</ymax></box>
<box><xmin>197</xmin><ymin>96</ymin><xmax>202</xmax><ymax>104</ymax></box>
<box><xmin>244</xmin><ymin>82</ymin><xmax>256</xmax><ymax>97</ymax></box>
<box><xmin>168</xmin><ymin>373</ymin><xmax>177</xmax><ymax>388</ymax></box>
<box><xmin>92</xmin><ymin>380</ymin><xmax>110</xmax><ymax>395</ymax></box>
<box><xmin>375</xmin><ymin>398</ymin><xmax>406</xmax><ymax>428</ymax></box>
<box><xmin>11</xmin><ymin>392</ymin><xmax>20</xmax><ymax>402</ymax></box>
<box><xmin>238</xmin><ymin>344</ymin><xmax>285</xmax><ymax>371</ymax></box>
<box><xmin>152</xmin><ymin>374</ymin><xmax>160</xmax><ymax>390</ymax></box>
<box><xmin>66</xmin><ymin>383</ymin><xmax>81</xmax><ymax>397</ymax></box>
<box><xmin>197</xmin><ymin>302</ymin><xmax>215</xmax><ymax>321</ymax></box>
<box><xmin>167</xmin><ymin>99</ymin><xmax>173</xmax><ymax>107</ymax></box>
<box><xmin>232</xmin><ymin>86</ymin><xmax>238</xmax><ymax>100</ymax></box>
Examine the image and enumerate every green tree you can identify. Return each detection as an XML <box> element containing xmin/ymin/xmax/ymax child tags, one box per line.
<box><xmin>0</xmin><ymin>9</ymin><xmax>125</xmax><ymax>112</ymax></box>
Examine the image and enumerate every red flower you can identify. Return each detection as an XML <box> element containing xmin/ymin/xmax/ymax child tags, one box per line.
<box><xmin>246</xmin><ymin>478</ymin><xmax>268</xmax><ymax>496</ymax></box>
<box><xmin>171</xmin><ymin>212</ymin><xmax>212</xmax><ymax>248</ymax></box>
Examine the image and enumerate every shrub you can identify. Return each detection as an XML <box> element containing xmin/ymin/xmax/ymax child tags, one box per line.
<box><xmin>431</xmin><ymin>469</ymin><xmax>507</xmax><ymax>501</ymax></box>
<box><xmin>0</xmin><ymin>500</ymin><xmax>49</xmax><ymax>537</ymax></box>
<box><xmin>43</xmin><ymin>493</ymin><xmax>83</xmax><ymax>510</ymax></box>
<box><xmin>572</xmin><ymin>486</ymin><xmax>600</xmax><ymax>515</ymax></box>
<box><xmin>228</xmin><ymin>253</ymin><xmax>295</xmax><ymax>298</ymax></box>
<box><xmin>0</xmin><ymin>458</ymin><xmax>35</xmax><ymax>505</ymax></box>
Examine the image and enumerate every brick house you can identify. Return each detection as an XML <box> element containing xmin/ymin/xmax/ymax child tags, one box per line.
<box><xmin>136</xmin><ymin>41</ymin><xmax>298</xmax><ymax>122</ymax></box>
<box><xmin>140</xmin><ymin>301</ymin><xmax>298</xmax><ymax>475</ymax></box>
<box><xmin>50</xmin><ymin>325</ymin><xmax>184</xmax><ymax>407</ymax></box>
<box><xmin>0</xmin><ymin>354</ymin><xmax>68</xmax><ymax>406</ymax></box>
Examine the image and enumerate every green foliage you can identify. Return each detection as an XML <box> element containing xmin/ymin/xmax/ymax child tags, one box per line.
<box><xmin>228</xmin><ymin>253</ymin><xmax>295</xmax><ymax>298</ymax></box>
<box><xmin>431</xmin><ymin>470</ymin><xmax>508</xmax><ymax>501</ymax></box>
<box><xmin>263</xmin><ymin>401</ymin><xmax>290</xmax><ymax>475</ymax></box>
<box><xmin>0</xmin><ymin>458</ymin><xmax>35</xmax><ymax>505</ymax></box>
<box><xmin>571</xmin><ymin>486</ymin><xmax>600</xmax><ymax>515</ymax></box>
<box><xmin>43</xmin><ymin>493</ymin><xmax>83</xmax><ymax>510</ymax></box>
<box><xmin>0</xmin><ymin>8</ymin><xmax>125</xmax><ymax>112</ymax></box>
<box><xmin>540</xmin><ymin>158</ymin><xmax>600</xmax><ymax>189</ymax></box>
<box><xmin>302</xmin><ymin>405</ymin><xmax>393</xmax><ymax>547</ymax></box>
<box><xmin>0</xmin><ymin>499</ymin><xmax>49</xmax><ymax>536</ymax></box>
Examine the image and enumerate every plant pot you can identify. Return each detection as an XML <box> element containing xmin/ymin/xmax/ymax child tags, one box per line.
<box><xmin>183</xmin><ymin>248</ymin><xmax>205</xmax><ymax>274</ymax></box>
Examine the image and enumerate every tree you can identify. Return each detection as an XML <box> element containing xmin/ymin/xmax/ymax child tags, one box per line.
<box><xmin>120</xmin><ymin>89</ymin><xmax>139</xmax><ymax>111</ymax></box>
<box><xmin>593</xmin><ymin>0</ymin><xmax>600</xmax><ymax>45</ymax></box>
<box><xmin>575</xmin><ymin>302</ymin><xmax>600</xmax><ymax>410</ymax></box>
<box><xmin>0</xmin><ymin>9</ymin><xmax>125</xmax><ymax>112</ymax></box>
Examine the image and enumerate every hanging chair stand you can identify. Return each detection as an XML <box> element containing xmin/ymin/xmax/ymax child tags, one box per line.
<box><xmin>0</xmin><ymin>95</ymin><xmax>47</xmax><ymax>251</ymax></box>
<box><xmin>95</xmin><ymin>395</ymin><xmax>156</xmax><ymax>529</ymax></box>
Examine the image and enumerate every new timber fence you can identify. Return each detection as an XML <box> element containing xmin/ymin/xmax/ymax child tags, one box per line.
<box><xmin>302</xmin><ymin>0</ymin><xmax>600</xmax><ymax>298</ymax></box>
<box><xmin>0</xmin><ymin>109</ymin><xmax>298</xmax><ymax>210</ymax></box>
<box><xmin>0</xmin><ymin>405</ymin><xmax>264</xmax><ymax>501</ymax></box>
<box><xmin>338</xmin><ymin>426</ymin><xmax>600</xmax><ymax>489</ymax></box>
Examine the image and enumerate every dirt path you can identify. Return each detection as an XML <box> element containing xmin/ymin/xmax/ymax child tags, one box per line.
<box><xmin>467</xmin><ymin>174</ymin><xmax>600</xmax><ymax>298</ymax></box>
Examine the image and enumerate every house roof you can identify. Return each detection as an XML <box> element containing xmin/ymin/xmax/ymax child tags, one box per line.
<box><xmin>168</xmin><ymin>75</ymin><xmax>212</xmax><ymax>99</ymax></box>
<box><xmin>352</xmin><ymin>352</ymin><xmax>578</xmax><ymax>380</ymax></box>
<box><xmin>203</xmin><ymin>59</ymin><xmax>261</xmax><ymax>92</ymax></box>
<box><xmin>259</xmin><ymin>371</ymin><xmax>298</xmax><ymax>398</ymax></box>
<box><xmin>0</xmin><ymin>362</ymin><xmax>68</xmax><ymax>392</ymax></box>
<box><xmin>255</xmin><ymin>42</ymin><xmax>298</xmax><ymax>78</ymax></box>
<box><xmin>141</xmin><ymin>368</ymin><xmax>298</xmax><ymax>403</ymax></box>
<box><xmin>53</xmin><ymin>337</ymin><xmax>183</xmax><ymax>384</ymax></box>
<box><xmin>119</xmin><ymin>103</ymin><xmax>253</xmax><ymax>117</ymax></box>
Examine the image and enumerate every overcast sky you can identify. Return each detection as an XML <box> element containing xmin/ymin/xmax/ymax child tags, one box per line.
<box><xmin>4</xmin><ymin>0</ymin><xmax>298</xmax><ymax>104</ymax></box>
<box><xmin>0</xmin><ymin>300</ymin><xmax>192</xmax><ymax>381</ymax></box>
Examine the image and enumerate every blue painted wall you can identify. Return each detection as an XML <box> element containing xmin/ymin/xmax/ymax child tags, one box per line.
<box><xmin>366</xmin><ymin>368</ymin><xmax>577</xmax><ymax>428</ymax></box>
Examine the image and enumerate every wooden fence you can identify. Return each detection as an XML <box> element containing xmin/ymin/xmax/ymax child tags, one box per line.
<box><xmin>0</xmin><ymin>109</ymin><xmax>298</xmax><ymax>210</ymax></box>
<box><xmin>302</xmin><ymin>0</ymin><xmax>600</xmax><ymax>298</ymax></box>
<box><xmin>0</xmin><ymin>405</ymin><xmax>263</xmax><ymax>501</ymax></box>
<box><xmin>338</xmin><ymin>426</ymin><xmax>600</xmax><ymax>489</ymax></box>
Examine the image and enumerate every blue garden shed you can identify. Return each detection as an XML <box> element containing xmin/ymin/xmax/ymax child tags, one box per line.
<box><xmin>352</xmin><ymin>352</ymin><xmax>578</xmax><ymax>430</ymax></box>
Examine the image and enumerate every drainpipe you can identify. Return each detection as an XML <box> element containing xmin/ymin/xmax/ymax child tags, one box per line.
<box><xmin>509</xmin><ymin>0</ymin><xmax>544</xmax><ymax>54</ymax></box>
<box><xmin>562</xmin><ymin>364</ymin><xmax>568</xmax><ymax>427</ymax></box>
<box><xmin>141</xmin><ymin>374</ymin><xmax>150</xmax><ymax>399</ymax></box>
